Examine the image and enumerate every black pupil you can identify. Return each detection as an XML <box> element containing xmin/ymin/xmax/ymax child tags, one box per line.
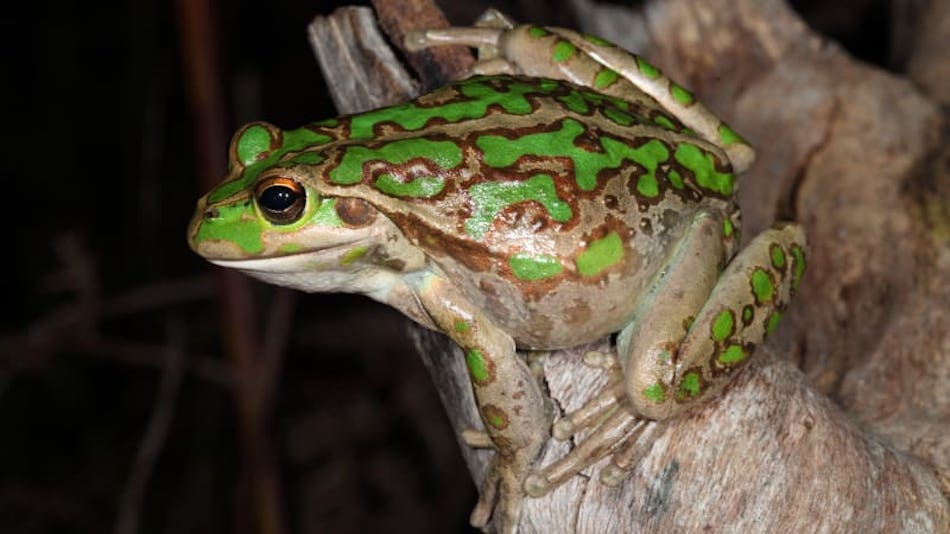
<box><xmin>259</xmin><ymin>185</ymin><xmax>298</xmax><ymax>212</ymax></box>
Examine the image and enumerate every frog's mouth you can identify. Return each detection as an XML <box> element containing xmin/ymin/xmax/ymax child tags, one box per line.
<box><xmin>206</xmin><ymin>239</ymin><xmax>375</xmax><ymax>294</ymax></box>
<box><xmin>207</xmin><ymin>238</ymin><xmax>369</xmax><ymax>272</ymax></box>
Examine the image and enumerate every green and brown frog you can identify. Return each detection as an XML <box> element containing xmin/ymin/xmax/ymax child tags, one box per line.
<box><xmin>188</xmin><ymin>11</ymin><xmax>806</xmax><ymax>533</ymax></box>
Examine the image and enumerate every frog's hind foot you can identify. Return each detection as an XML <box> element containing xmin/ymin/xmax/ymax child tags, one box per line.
<box><xmin>473</xmin><ymin>8</ymin><xmax>516</xmax><ymax>30</ymax></box>
<box><xmin>530</xmin><ymin>347</ymin><xmax>665</xmax><ymax>496</ymax></box>
<box><xmin>550</xmin><ymin>349</ymin><xmax>622</xmax><ymax>440</ymax></box>
<box><xmin>469</xmin><ymin>443</ymin><xmax>540</xmax><ymax>534</ymax></box>
<box><xmin>552</xmin><ymin>379</ymin><xmax>624</xmax><ymax>440</ymax></box>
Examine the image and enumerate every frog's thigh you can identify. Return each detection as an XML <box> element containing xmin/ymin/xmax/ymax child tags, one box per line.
<box><xmin>627</xmin><ymin>223</ymin><xmax>807</xmax><ymax>420</ymax></box>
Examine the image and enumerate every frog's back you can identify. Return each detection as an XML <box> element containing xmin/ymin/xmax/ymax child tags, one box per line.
<box><xmin>301</xmin><ymin>76</ymin><xmax>738</xmax><ymax>345</ymax></box>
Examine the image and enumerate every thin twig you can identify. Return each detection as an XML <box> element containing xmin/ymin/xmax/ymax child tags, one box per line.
<box><xmin>114</xmin><ymin>319</ymin><xmax>187</xmax><ymax>534</ymax></box>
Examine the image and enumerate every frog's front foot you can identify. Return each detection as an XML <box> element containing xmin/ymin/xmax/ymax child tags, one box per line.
<box><xmin>526</xmin><ymin>400</ymin><xmax>659</xmax><ymax>497</ymax></box>
<box><xmin>465</xmin><ymin>430</ymin><xmax>544</xmax><ymax>533</ymax></box>
<box><xmin>523</xmin><ymin>351</ymin><xmax>659</xmax><ymax>496</ymax></box>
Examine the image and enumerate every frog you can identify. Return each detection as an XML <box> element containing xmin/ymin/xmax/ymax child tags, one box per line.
<box><xmin>188</xmin><ymin>10</ymin><xmax>806</xmax><ymax>533</ymax></box>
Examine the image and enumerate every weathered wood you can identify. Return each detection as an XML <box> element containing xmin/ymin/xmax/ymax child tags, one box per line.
<box><xmin>309</xmin><ymin>0</ymin><xmax>950</xmax><ymax>531</ymax></box>
<box><xmin>308</xmin><ymin>7</ymin><xmax>418</xmax><ymax>114</ymax></box>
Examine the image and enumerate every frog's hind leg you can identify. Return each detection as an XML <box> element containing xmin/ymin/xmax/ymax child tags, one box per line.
<box><xmin>549</xmin><ymin>27</ymin><xmax>756</xmax><ymax>173</ymax></box>
<box><xmin>625</xmin><ymin>222</ymin><xmax>807</xmax><ymax>422</ymax></box>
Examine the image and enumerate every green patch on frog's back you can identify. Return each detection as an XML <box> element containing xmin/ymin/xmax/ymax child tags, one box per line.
<box><xmin>478</xmin><ymin>119</ymin><xmax>671</xmax><ymax>193</ymax></box>
<box><xmin>465</xmin><ymin>174</ymin><xmax>574</xmax><ymax>238</ymax></box>
<box><xmin>328</xmin><ymin>138</ymin><xmax>462</xmax><ymax>185</ymax></box>
<box><xmin>347</xmin><ymin>76</ymin><xmax>560</xmax><ymax>139</ymax></box>
<box><xmin>576</xmin><ymin>232</ymin><xmax>624</xmax><ymax>276</ymax></box>
<box><xmin>508</xmin><ymin>252</ymin><xmax>564</xmax><ymax>281</ymax></box>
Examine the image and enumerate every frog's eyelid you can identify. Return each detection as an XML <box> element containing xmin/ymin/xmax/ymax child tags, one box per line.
<box><xmin>229</xmin><ymin>121</ymin><xmax>281</xmax><ymax>170</ymax></box>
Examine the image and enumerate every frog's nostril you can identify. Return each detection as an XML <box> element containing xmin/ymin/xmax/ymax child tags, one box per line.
<box><xmin>204</xmin><ymin>208</ymin><xmax>220</xmax><ymax>220</ymax></box>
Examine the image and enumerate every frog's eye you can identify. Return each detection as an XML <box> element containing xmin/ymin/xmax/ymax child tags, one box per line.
<box><xmin>255</xmin><ymin>177</ymin><xmax>306</xmax><ymax>224</ymax></box>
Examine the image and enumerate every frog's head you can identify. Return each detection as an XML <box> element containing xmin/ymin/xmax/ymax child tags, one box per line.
<box><xmin>188</xmin><ymin>122</ymin><xmax>425</xmax><ymax>293</ymax></box>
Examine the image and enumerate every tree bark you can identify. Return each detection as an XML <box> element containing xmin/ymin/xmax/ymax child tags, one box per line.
<box><xmin>309</xmin><ymin>0</ymin><xmax>950</xmax><ymax>531</ymax></box>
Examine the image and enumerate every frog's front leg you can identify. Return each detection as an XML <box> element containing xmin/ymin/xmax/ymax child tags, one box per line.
<box><xmin>411</xmin><ymin>272</ymin><xmax>549</xmax><ymax>533</ymax></box>
<box><xmin>528</xmin><ymin>213</ymin><xmax>806</xmax><ymax>494</ymax></box>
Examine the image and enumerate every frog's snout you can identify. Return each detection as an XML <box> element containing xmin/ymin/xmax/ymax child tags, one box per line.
<box><xmin>186</xmin><ymin>197</ymin><xmax>213</xmax><ymax>255</ymax></box>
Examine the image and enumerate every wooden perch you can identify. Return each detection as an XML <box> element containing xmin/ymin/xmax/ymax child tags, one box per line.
<box><xmin>308</xmin><ymin>0</ymin><xmax>950</xmax><ymax>531</ymax></box>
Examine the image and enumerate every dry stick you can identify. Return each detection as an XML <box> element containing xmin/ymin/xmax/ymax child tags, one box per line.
<box><xmin>176</xmin><ymin>0</ymin><xmax>287</xmax><ymax>532</ymax></box>
<box><xmin>114</xmin><ymin>320</ymin><xmax>186</xmax><ymax>534</ymax></box>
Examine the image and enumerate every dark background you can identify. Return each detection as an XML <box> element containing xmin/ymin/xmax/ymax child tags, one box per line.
<box><xmin>2</xmin><ymin>0</ymin><xmax>897</xmax><ymax>532</ymax></box>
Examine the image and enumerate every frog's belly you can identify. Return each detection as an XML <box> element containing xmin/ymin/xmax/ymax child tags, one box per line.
<box><xmin>435</xmin><ymin>248</ymin><xmax>663</xmax><ymax>349</ymax></box>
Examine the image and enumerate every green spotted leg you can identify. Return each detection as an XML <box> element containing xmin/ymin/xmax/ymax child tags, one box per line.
<box><xmin>545</xmin><ymin>26</ymin><xmax>756</xmax><ymax>172</ymax></box>
<box><xmin>621</xmin><ymin>224</ymin><xmax>805</xmax><ymax>419</ymax></box>
<box><xmin>405</xmin><ymin>20</ymin><xmax>756</xmax><ymax>173</ymax></box>
<box><xmin>411</xmin><ymin>273</ymin><xmax>549</xmax><ymax>533</ymax></box>
<box><xmin>629</xmin><ymin>222</ymin><xmax>806</xmax><ymax>419</ymax></box>
<box><xmin>527</xmin><ymin>216</ymin><xmax>806</xmax><ymax>495</ymax></box>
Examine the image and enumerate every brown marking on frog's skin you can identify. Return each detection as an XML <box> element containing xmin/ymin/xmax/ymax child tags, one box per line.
<box><xmin>638</xmin><ymin>218</ymin><xmax>653</xmax><ymax>235</ymax></box>
<box><xmin>708</xmin><ymin>341</ymin><xmax>757</xmax><ymax>378</ymax></box>
<box><xmin>741</xmin><ymin>305</ymin><xmax>755</xmax><ymax>326</ymax></box>
<box><xmin>564</xmin><ymin>298</ymin><xmax>592</xmax><ymax>326</ymax></box>
<box><xmin>303</xmin><ymin>121</ymin><xmax>348</xmax><ymax>142</ymax></box>
<box><xmin>369</xmin><ymin>120</ymin><xmax>427</xmax><ymax>139</ymax></box>
<box><xmin>381</xmin><ymin>258</ymin><xmax>407</xmax><ymax>271</ymax></box>
<box><xmin>674</xmin><ymin>365</ymin><xmax>709</xmax><ymax>403</ymax></box>
<box><xmin>656</xmin><ymin>340</ymin><xmax>680</xmax><ymax>367</ymax></box>
<box><xmin>414</xmin><ymin>85</ymin><xmax>470</xmax><ymax>107</ymax></box>
<box><xmin>335</xmin><ymin>197</ymin><xmax>377</xmax><ymax>227</ymax></box>
<box><xmin>481</xmin><ymin>405</ymin><xmax>510</xmax><ymax>430</ymax></box>
<box><xmin>478</xmin><ymin>279</ymin><xmax>499</xmax><ymax>297</ymax></box>
<box><xmin>494</xmin><ymin>202</ymin><xmax>558</xmax><ymax>235</ymax></box>
<box><xmin>385</xmin><ymin>211</ymin><xmax>494</xmax><ymax>273</ymax></box>
<box><xmin>769</xmin><ymin>243</ymin><xmax>789</xmax><ymax>277</ymax></box>
<box><xmin>648</xmin><ymin>109</ymin><xmax>686</xmax><ymax>130</ymax></box>
<box><xmin>498</xmin><ymin>259</ymin><xmax>569</xmax><ymax>302</ymax></box>
<box><xmin>572</xmin><ymin>127</ymin><xmax>603</xmax><ymax>152</ymax></box>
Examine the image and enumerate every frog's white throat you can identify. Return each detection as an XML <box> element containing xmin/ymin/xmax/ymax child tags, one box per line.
<box><xmin>210</xmin><ymin>250</ymin><xmax>390</xmax><ymax>295</ymax></box>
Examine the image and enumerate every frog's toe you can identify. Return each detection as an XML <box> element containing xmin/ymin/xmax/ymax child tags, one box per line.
<box><xmin>470</xmin><ymin>451</ymin><xmax>535</xmax><ymax>532</ymax></box>
<box><xmin>553</xmin><ymin>380</ymin><xmax>625</xmax><ymax>440</ymax></box>
<box><xmin>600</xmin><ymin>420</ymin><xmax>665</xmax><ymax>486</ymax></box>
<box><xmin>462</xmin><ymin>428</ymin><xmax>494</xmax><ymax>448</ymax></box>
<box><xmin>470</xmin><ymin>462</ymin><xmax>501</xmax><ymax>528</ymax></box>
<box><xmin>582</xmin><ymin>349</ymin><xmax>621</xmax><ymax>372</ymax></box>
<box><xmin>472</xmin><ymin>57</ymin><xmax>517</xmax><ymax>76</ymax></box>
<box><xmin>531</xmin><ymin>408</ymin><xmax>644</xmax><ymax>496</ymax></box>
